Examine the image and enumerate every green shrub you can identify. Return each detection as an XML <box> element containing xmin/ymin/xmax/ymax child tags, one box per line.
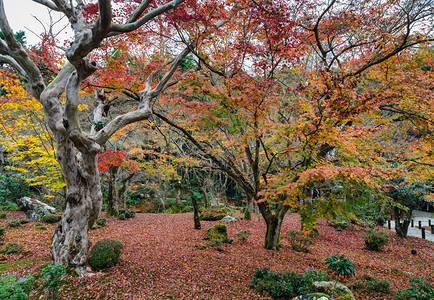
<box><xmin>41</xmin><ymin>214</ymin><xmax>61</xmax><ymax>224</ymax></box>
<box><xmin>89</xmin><ymin>239</ymin><xmax>124</xmax><ymax>270</ymax></box>
<box><xmin>352</xmin><ymin>275</ymin><xmax>390</xmax><ymax>294</ymax></box>
<box><xmin>119</xmin><ymin>208</ymin><xmax>135</xmax><ymax>219</ymax></box>
<box><xmin>96</xmin><ymin>218</ymin><xmax>107</xmax><ymax>227</ymax></box>
<box><xmin>0</xmin><ymin>174</ymin><xmax>30</xmax><ymax>206</ymax></box>
<box><xmin>304</xmin><ymin>268</ymin><xmax>331</xmax><ymax>283</ymax></box>
<box><xmin>328</xmin><ymin>220</ymin><xmax>349</xmax><ymax>231</ymax></box>
<box><xmin>181</xmin><ymin>205</ymin><xmax>194</xmax><ymax>213</ymax></box>
<box><xmin>0</xmin><ymin>203</ymin><xmax>19</xmax><ymax>211</ymax></box>
<box><xmin>118</xmin><ymin>213</ymin><xmax>126</xmax><ymax>220</ymax></box>
<box><xmin>249</xmin><ymin>267</ymin><xmax>321</xmax><ymax>299</ymax></box>
<box><xmin>235</xmin><ymin>230</ymin><xmax>251</xmax><ymax>243</ymax></box>
<box><xmin>0</xmin><ymin>212</ymin><xmax>6</xmax><ymax>219</ymax></box>
<box><xmin>40</xmin><ymin>264</ymin><xmax>66</xmax><ymax>300</ymax></box>
<box><xmin>395</xmin><ymin>277</ymin><xmax>434</xmax><ymax>300</ymax></box>
<box><xmin>0</xmin><ymin>274</ymin><xmax>31</xmax><ymax>300</ymax></box>
<box><xmin>288</xmin><ymin>230</ymin><xmax>313</xmax><ymax>253</ymax></box>
<box><xmin>325</xmin><ymin>255</ymin><xmax>355</xmax><ymax>278</ymax></box>
<box><xmin>365</xmin><ymin>229</ymin><xmax>389</xmax><ymax>251</ymax></box>
<box><xmin>18</xmin><ymin>218</ymin><xmax>29</xmax><ymax>224</ymax></box>
<box><xmin>7</xmin><ymin>220</ymin><xmax>21</xmax><ymax>228</ymax></box>
<box><xmin>0</xmin><ymin>243</ymin><xmax>24</xmax><ymax>254</ymax></box>
<box><xmin>0</xmin><ymin>227</ymin><xmax>5</xmax><ymax>237</ymax></box>
<box><xmin>35</xmin><ymin>222</ymin><xmax>47</xmax><ymax>230</ymax></box>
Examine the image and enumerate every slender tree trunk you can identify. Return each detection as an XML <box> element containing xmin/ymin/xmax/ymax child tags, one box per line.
<box><xmin>106</xmin><ymin>167</ymin><xmax>120</xmax><ymax>216</ymax></box>
<box><xmin>50</xmin><ymin>135</ymin><xmax>102</xmax><ymax>277</ymax></box>
<box><xmin>191</xmin><ymin>193</ymin><xmax>201</xmax><ymax>230</ymax></box>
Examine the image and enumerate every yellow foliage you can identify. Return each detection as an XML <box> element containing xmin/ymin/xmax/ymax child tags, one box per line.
<box><xmin>0</xmin><ymin>71</ymin><xmax>65</xmax><ymax>195</ymax></box>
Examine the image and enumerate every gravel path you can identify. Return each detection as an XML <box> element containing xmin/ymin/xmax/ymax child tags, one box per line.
<box><xmin>386</xmin><ymin>210</ymin><xmax>434</xmax><ymax>242</ymax></box>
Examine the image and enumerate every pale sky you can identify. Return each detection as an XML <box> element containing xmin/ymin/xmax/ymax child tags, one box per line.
<box><xmin>3</xmin><ymin>0</ymin><xmax>72</xmax><ymax>46</ymax></box>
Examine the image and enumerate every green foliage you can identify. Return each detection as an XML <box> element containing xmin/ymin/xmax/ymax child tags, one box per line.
<box><xmin>41</xmin><ymin>214</ymin><xmax>61</xmax><ymax>224</ymax></box>
<box><xmin>96</xmin><ymin>218</ymin><xmax>107</xmax><ymax>227</ymax></box>
<box><xmin>0</xmin><ymin>202</ymin><xmax>19</xmax><ymax>211</ymax></box>
<box><xmin>35</xmin><ymin>222</ymin><xmax>47</xmax><ymax>230</ymax></box>
<box><xmin>118</xmin><ymin>208</ymin><xmax>135</xmax><ymax>219</ymax></box>
<box><xmin>325</xmin><ymin>255</ymin><xmax>355</xmax><ymax>278</ymax></box>
<box><xmin>364</xmin><ymin>228</ymin><xmax>389</xmax><ymax>251</ymax></box>
<box><xmin>0</xmin><ymin>274</ymin><xmax>31</xmax><ymax>300</ymax></box>
<box><xmin>0</xmin><ymin>243</ymin><xmax>23</xmax><ymax>254</ymax></box>
<box><xmin>91</xmin><ymin>120</ymin><xmax>107</xmax><ymax>132</ymax></box>
<box><xmin>40</xmin><ymin>264</ymin><xmax>66</xmax><ymax>300</ymax></box>
<box><xmin>118</xmin><ymin>213</ymin><xmax>126</xmax><ymax>220</ymax></box>
<box><xmin>352</xmin><ymin>274</ymin><xmax>390</xmax><ymax>294</ymax></box>
<box><xmin>0</xmin><ymin>174</ymin><xmax>30</xmax><ymax>206</ymax></box>
<box><xmin>0</xmin><ymin>227</ymin><xmax>5</xmax><ymax>237</ymax></box>
<box><xmin>0</xmin><ymin>212</ymin><xmax>6</xmax><ymax>219</ymax></box>
<box><xmin>18</xmin><ymin>218</ymin><xmax>29</xmax><ymax>224</ymax></box>
<box><xmin>165</xmin><ymin>198</ymin><xmax>194</xmax><ymax>214</ymax></box>
<box><xmin>89</xmin><ymin>239</ymin><xmax>124</xmax><ymax>271</ymax></box>
<box><xmin>288</xmin><ymin>230</ymin><xmax>313</xmax><ymax>253</ymax></box>
<box><xmin>249</xmin><ymin>267</ymin><xmax>327</xmax><ymax>299</ymax></box>
<box><xmin>7</xmin><ymin>220</ymin><xmax>22</xmax><ymax>228</ymax></box>
<box><xmin>0</xmin><ymin>30</ymin><xmax>26</xmax><ymax>46</ymax></box>
<box><xmin>304</xmin><ymin>268</ymin><xmax>332</xmax><ymax>283</ymax></box>
<box><xmin>235</xmin><ymin>230</ymin><xmax>251</xmax><ymax>243</ymax></box>
<box><xmin>395</xmin><ymin>277</ymin><xmax>434</xmax><ymax>300</ymax></box>
<box><xmin>328</xmin><ymin>220</ymin><xmax>349</xmax><ymax>231</ymax></box>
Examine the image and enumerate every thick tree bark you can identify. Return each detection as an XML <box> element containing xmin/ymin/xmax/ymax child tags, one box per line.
<box><xmin>258</xmin><ymin>201</ymin><xmax>290</xmax><ymax>250</ymax></box>
<box><xmin>50</xmin><ymin>135</ymin><xmax>102</xmax><ymax>277</ymax></box>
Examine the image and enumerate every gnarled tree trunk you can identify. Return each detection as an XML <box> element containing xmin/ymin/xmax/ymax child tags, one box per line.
<box><xmin>50</xmin><ymin>135</ymin><xmax>102</xmax><ymax>276</ymax></box>
<box><xmin>258</xmin><ymin>201</ymin><xmax>290</xmax><ymax>250</ymax></box>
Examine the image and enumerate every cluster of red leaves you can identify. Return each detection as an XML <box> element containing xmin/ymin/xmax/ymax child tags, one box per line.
<box><xmin>97</xmin><ymin>150</ymin><xmax>128</xmax><ymax>173</ymax></box>
<box><xmin>1</xmin><ymin>211</ymin><xmax>433</xmax><ymax>299</ymax></box>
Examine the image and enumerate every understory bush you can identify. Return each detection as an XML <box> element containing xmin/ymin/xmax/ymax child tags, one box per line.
<box><xmin>7</xmin><ymin>220</ymin><xmax>22</xmax><ymax>228</ymax></box>
<box><xmin>0</xmin><ymin>243</ymin><xmax>24</xmax><ymax>254</ymax></box>
<box><xmin>35</xmin><ymin>222</ymin><xmax>47</xmax><ymax>230</ymax></box>
<box><xmin>0</xmin><ymin>212</ymin><xmax>6</xmax><ymax>219</ymax></box>
<box><xmin>41</xmin><ymin>214</ymin><xmax>62</xmax><ymax>224</ymax></box>
<box><xmin>351</xmin><ymin>274</ymin><xmax>390</xmax><ymax>294</ymax></box>
<box><xmin>96</xmin><ymin>218</ymin><xmax>107</xmax><ymax>227</ymax></box>
<box><xmin>40</xmin><ymin>264</ymin><xmax>66</xmax><ymax>300</ymax></box>
<box><xmin>89</xmin><ymin>239</ymin><xmax>124</xmax><ymax>271</ymax></box>
<box><xmin>325</xmin><ymin>255</ymin><xmax>355</xmax><ymax>278</ymax></box>
<box><xmin>328</xmin><ymin>220</ymin><xmax>349</xmax><ymax>231</ymax></box>
<box><xmin>364</xmin><ymin>228</ymin><xmax>389</xmax><ymax>251</ymax></box>
<box><xmin>288</xmin><ymin>230</ymin><xmax>313</xmax><ymax>253</ymax></box>
<box><xmin>118</xmin><ymin>208</ymin><xmax>135</xmax><ymax>219</ymax></box>
<box><xmin>0</xmin><ymin>227</ymin><xmax>5</xmax><ymax>237</ymax></box>
<box><xmin>249</xmin><ymin>266</ymin><xmax>330</xmax><ymax>299</ymax></box>
<box><xmin>395</xmin><ymin>277</ymin><xmax>434</xmax><ymax>300</ymax></box>
<box><xmin>0</xmin><ymin>274</ymin><xmax>33</xmax><ymax>300</ymax></box>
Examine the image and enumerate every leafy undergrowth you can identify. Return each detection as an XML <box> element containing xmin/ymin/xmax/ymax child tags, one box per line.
<box><xmin>1</xmin><ymin>211</ymin><xmax>433</xmax><ymax>299</ymax></box>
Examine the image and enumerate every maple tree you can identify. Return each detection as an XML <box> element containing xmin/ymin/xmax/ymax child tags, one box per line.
<box><xmin>156</xmin><ymin>0</ymin><xmax>434</xmax><ymax>250</ymax></box>
<box><xmin>0</xmin><ymin>0</ymin><xmax>194</xmax><ymax>275</ymax></box>
<box><xmin>97</xmin><ymin>149</ymin><xmax>139</xmax><ymax>216</ymax></box>
<box><xmin>0</xmin><ymin>70</ymin><xmax>64</xmax><ymax>198</ymax></box>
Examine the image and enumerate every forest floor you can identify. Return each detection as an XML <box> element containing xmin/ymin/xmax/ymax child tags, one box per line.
<box><xmin>1</xmin><ymin>210</ymin><xmax>433</xmax><ymax>299</ymax></box>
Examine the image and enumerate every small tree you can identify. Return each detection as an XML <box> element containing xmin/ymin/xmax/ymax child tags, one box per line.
<box><xmin>386</xmin><ymin>180</ymin><xmax>425</xmax><ymax>238</ymax></box>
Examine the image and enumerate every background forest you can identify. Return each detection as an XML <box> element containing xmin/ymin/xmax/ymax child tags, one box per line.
<box><xmin>0</xmin><ymin>0</ymin><xmax>433</xmax><ymax>299</ymax></box>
